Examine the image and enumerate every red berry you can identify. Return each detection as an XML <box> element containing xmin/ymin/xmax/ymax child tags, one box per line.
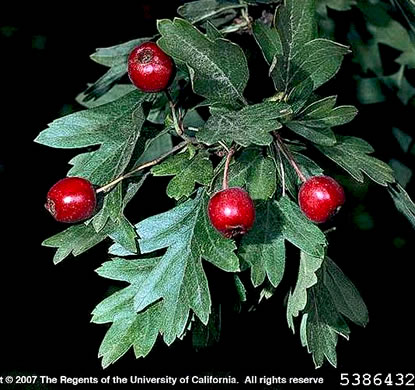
<box><xmin>298</xmin><ymin>176</ymin><xmax>345</xmax><ymax>223</ymax></box>
<box><xmin>208</xmin><ymin>187</ymin><xmax>255</xmax><ymax>238</ymax></box>
<box><xmin>45</xmin><ymin>177</ymin><xmax>97</xmax><ymax>223</ymax></box>
<box><xmin>127</xmin><ymin>42</ymin><xmax>174</xmax><ymax>93</ymax></box>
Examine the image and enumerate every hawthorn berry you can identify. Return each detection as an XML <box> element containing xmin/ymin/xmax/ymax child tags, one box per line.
<box><xmin>298</xmin><ymin>175</ymin><xmax>345</xmax><ymax>223</ymax></box>
<box><xmin>45</xmin><ymin>177</ymin><xmax>97</xmax><ymax>223</ymax></box>
<box><xmin>127</xmin><ymin>42</ymin><xmax>174</xmax><ymax>93</ymax></box>
<box><xmin>208</xmin><ymin>187</ymin><xmax>255</xmax><ymax>238</ymax></box>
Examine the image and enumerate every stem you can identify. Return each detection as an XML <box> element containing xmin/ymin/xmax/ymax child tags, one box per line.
<box><xmin>275</xmin><ymin>144</ymin><xmax>286</xmax><ymax>197</ymax></box>
<box><xmin>222</xmin><ymin>147</ymin><xmax>235</xmax><ymax>190</ymax></box>
<box><xmin>96</xmin><ymin>141</ymin><xmax>188</xmax><ymax>194</ymax></box>
<box><xmin>274</xmin><ymin>132</ymin><xmax>307</xmax><ymax>183</ymax></box>
<box><xmin>165</xmin><ymin>90</ymin><xmax>183</xmax><ymax>136</ymax></box>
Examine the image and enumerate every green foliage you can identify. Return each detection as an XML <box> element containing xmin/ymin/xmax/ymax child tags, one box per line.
<box><xmin>157</xmin><ymin>18</ymin><xmax>249</xmax><ymax>106</ymax></box>
<box><xmin>35</xmin><ymin>0</ymin><xmax>414</xmax><ymax>370</ymax></box>
<box><xmin>214</xmin><ymin>147</ymin><xmax>277</xmax><ymax>199</ymax></box>
<box><xmin>82</xmin><ymin>38</ymin><xmax>153</xmax><ymax>101</ymax></box>
<box><xmin>151</xmin><ymin>149</ymin><xmax>213</xmax><ymax>200</ymax></box>
<box><xmin>135</xmin><ymin>189</ymin><xmax>239</xmax><ymax>344</ymax></box>
<box><xmin>239</xmin><ymin>197</ymin><xmax>326</xmax><ymax>288</ymax></box>
<box><xmin>299</xmin><ymin>256</ymin><xmax>368</xmax><ymax>368</ymax></box>
<box><xmin>35</xmin><ymin>90</ymin><xmax>149</xmax><ymax>186</ymax></box>
<box><xmin>197</xmin><ymin>101</ymin><xmax>291</xmax><ymax>146</ymax></box>
<box><xmin>317</xmin><ymin>136</ymin><xmax>395</xmax><ymax>185</ymax></box>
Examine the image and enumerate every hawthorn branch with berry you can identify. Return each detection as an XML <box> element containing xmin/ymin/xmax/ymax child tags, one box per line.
<box><xmin>35</xmin><ymin>0</ymin><xmax>413</xmax><ymax>370</ymax></box>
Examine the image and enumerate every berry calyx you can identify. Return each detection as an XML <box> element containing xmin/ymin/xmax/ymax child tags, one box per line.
<box><xmin>127</xmin><ymin>42</ymin><xmax>174</xmax><ymax>93</ymax></box>
<box><xmin>45</xmin><ymin>177</ymin><xmax>97</xmax><ymax>223</ymax></box>
<box><xmin>208</xmin><ymin>187</ymin><xmax>255</xmax><ymax>238</ymax></box>
<box><xmin>298</xmin><ymin>175</ymin><xmax>345</xmax><ymax>223</ymax></box>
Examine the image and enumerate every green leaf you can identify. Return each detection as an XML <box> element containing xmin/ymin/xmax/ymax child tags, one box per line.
<box><xmin>285</xmin><ymin>122</ymin><xmax>337</xmax><ymax>146</ymax></box>
<box><xmin>293</xmin><ymin>39</ymin><xmax>350</xmax><ymax>90</ymax></box>
<box><xmin>272</xmin><ymin>0</ymin><xmax>349</xmax><ymax>92</ymax></box>
<box><xmin>197</xmin><ymin>101</ymin><xmax>291</xmax><ymax>147</ymax></box>
<box><xmin>389</xmin><ymin>159</ymin><xmax>412</xmax><ymax>188</ymax></box>
<box><xmin>355</xmin><ymin>77</ymin><xmax>386</xmax><ymax>104</ymax></box>
<box><xmin>239</xmin><ymin>197</ymin><xmax>326</xmax><ymax>288</ymax></box>
<box><xmin>298</xmin><ymin>104</ymin><xmax>358</xmax><ymax>128</ymax></box>
<box><xmin>301</xmin><ymin>310</ymin><xmax>341</xmax><ymax>368</ymax></box>
<box><xmin>285</xmin><ymin>96</ymin><xmax>357</xmax><ymax>145</ymax></box>
<box><xmin>157</xmin><ymin>18</ymin><xmax>249</xmax><ymax>106</ymax></box>
<box><xmin>42</xmin><ymin>216</ymin><xmax>139</xmax><ymax>264</ymax></box>
<box><xmin>239</xmin><ymin>201</ymin><xmax>285</xmax><ymax>287</ymax></box>
<box><xmin>252</xmin><ymin>20</ymin><xmax>283</xmax><ymax>66</ymax></box>
<box><xmin>383</xmin><ymin>66</ymin><xmax>415</xmax><ymax>105</ymax></box>
<box><xmin>135</xmin><ymin>132</ymin><xmax>173</xmax><ymax>165</ymax></box>
<box><xmin>388</xmin><ymin>183</ymin><xmax>415</xmax><ymax>229</ymax></box>
<box><xmin>368</xmin><ymin>19</ymin><xmax>413</xmax><ymax>53</ymax></box>
<box><xmin>35</xmin><ymin>90</ymin><xmax>148</xmax><ymax>186</ymax></box>
<box><xmin>92</xmin><ymin>257</ymin><xmax>164</xmax><ymax>368</ymax></box>
<box><xmin>151</xmin><ymin>150</ymin><xmax>213</xmax><ymax>200</ymax></box>
<box><xmin>287</xmin><ymin>78</ymin><xmax>314</xmax><ymax>114</ymax></box>
<box><xmin>350</xmin><ymin>29</ymin><xmax>383</xmax><ymax>76</ymax></box>
<box><xmin>294</xmin><ymin>153</ymin><xmax>325</xmax><ymax>182</ymax></box>
<box><xmin>109</xmin><ymin>218</ymin><xmax>138</xmax><ymax>255</ymax></box>
<box><xmin>317</xmin><ymin>136</ymin><xmax>396</xmax><ymax>185</ymax></box>
<box><xmin>233</xmin><ymin>275</ymin><xmax>247</xmax><ymax>302</ymax></box>
<box><xmin>76</xmin><ymin>84</ymin><xmax>136</xmax><ymax>109</ymax></box>
<box><xmin>323</xmin><ymin>257</ymin><xmax>369</xmax><ymax>327</ymax></box>
<box><xmin>92</xmin><ymin>183</ymin><xmax>124</xmax><ymax>232</ymax></box>
<box><xmin>192</xmin><ymin>304</ymin><xmax>221</xmax><ymax>349</ymax></box>
<box><xmin>295</xmin><ymin>257</ymin><xmax>368</xmax><ymax>368</ymax></box>
<box><xmin>392</xmin><ymin>0</ymin><xmax>415</xmax><ymax>34</ymax></box>
<box><xmin>319</xmin><ymin>0</ymin><xmax>356</xmax><ymax>12</ymax></box>
<box><xmin>302</xmin><ymin>281</ymin><xmax>350</xmax><ymax>368</ymax></box>
<box><xmin>212</xmin><ymin>148</ymin><xmax>277</xmax><ymax>200</ymax></box>
<box><xmin>98</xmin><ymin>304</ymin><xmax>162</xmax><ymax>368</ymax></box>
<box><xmin>392</xmin><ymin>127</ymin><xmax>413</xmax><ymax>153</ymax></box>
<box><xmin>271</xmin><ymin>0</ymin><xmax>317</xmax><ymax>91</ymax></box>
<box><xmin>177</xmin><ymin>0</ymin><xmax>243</xmax><ymax>24</ymax></box>
<box><xmin>135</xmin><ymin>189</ymin><xmax>239</xmax><ymax>344</ymax></box>
<box><xmin>42</xmin><ymin>223</ymin><xmax>112</xmax><ymax>264</ymax></box>
<box><xmin>205</xmin><ymin>21</ymin><xmax>224</xmax><ymax>40</ymax></box>
<box><xmin>286</xmin><ymin>252</ymin><xmax>323</xmax><ymax>331</ymax></box>
<box><xmin>277</xmin><ymin>196</ymin><xmax>327</xmax><ymax>258</ymax></box>
<box><xmin>82</xmin><ymin>37</ymin><xmax>152</xmax><ymax>101</ymax></box>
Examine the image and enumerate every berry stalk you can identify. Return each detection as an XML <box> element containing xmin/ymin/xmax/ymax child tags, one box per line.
<box><xmin>96</xmin><ymin>141</ymin><xmax>188</xmax><ymax>194</ymax></box>
<box><xmin>222</xmin><ymin>147</ymin><xmax>235</xmax><ymax>190</ymax></box>
<box><xmin>273</xmin><ymin>132</ymin><xmax>307</xmax><ymax>183</ymax></box>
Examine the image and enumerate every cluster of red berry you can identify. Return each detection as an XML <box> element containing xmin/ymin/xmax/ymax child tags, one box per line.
<box><xmin>45</xmin><ymin>42</ymin><xmax>345</xmax><ymax>236</ymax></box>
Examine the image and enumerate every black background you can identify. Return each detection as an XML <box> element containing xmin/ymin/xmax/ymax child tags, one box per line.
<box><xmin>1</xmin><ymin>2</ymin><xmax>414</xmax><ymax>389</ymax></box>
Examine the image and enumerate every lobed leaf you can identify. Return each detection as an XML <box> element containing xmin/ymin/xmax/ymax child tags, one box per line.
<box><xmin>252</xmin><ymin>20</ymin><xmax>283</xmax><ymax>66</ymax></box>
<box><xmin>42</xmin><ymin>223</ymin><xmax>112</xmax><ymax>264</ymax></box>
<box><xmin>270</xmin><ymin>0</ymin><xmax>349</xmax><ymax>93</ymax></box>
<box><xmin>239</xmin><ymin>197</ymin><xmax>326</xmax><ymax>288</ymax></box>
<box><xmin>323</xmin><ymin>257</ymin><xmax>369</xmax><ymax>327</ymax></box>
<box><xmin>151</xmin><ymin>150</ymin><xmax>213</xmax><ymax>200</ymax></box>
<box><xmin>277</xmin><ymin>196</ymin><xmax>327</xmax><ymax>258</ymax></box>
<box><xmin>286</xmin><ymin>252</ymin><xmax>323</xmax><ymax>331</ymax></box>
<box><xmin>197</xmin><ymin>101</ymin><xmax>291</xmax><ymax>147</ymax></box>
<box><xmin>317</xmin><ymin>136</ymin><xmax>396</xmax><ymax>185</ymax></box>
<box><xmin>35</xmin><ymin>90</ymin><xmax>148</xmax><ymax>186</ymax></box>
<box><xmin>81</xmin><ymin>37</ymin><xmax>152</xmax><ymax>101</ymax></box>
<box><xmin>134</xmin><ymin>189</ymin><xmax>239</xmax><ymax>345</ymax></box>
<box><xmin>239</xmin><ymin>201</ymin><xmax>285</xmax><ymax>288</ymax></box>
<box><xmin>294</xmin><ymin>256</ymin><xmax>368</xmax><ymax>368</ymax></box>
<box><xmin>272</xmin><ymin>0</ymin><xmax>317</xmax><ymax>91</ymax></box>
<box><xmin>157</xmin><ymin>18</ymin><xmax>249</xmax><ymax>107</ymax></box>
<box><xmin>388</xmin><ymin>183</ymin><xmax>415</xmax><ymax>229</ymax></box>
<box><xmin>177</xmin><ymin>0</ymin><xmax>243</xmax><ymax>24</ymax></box>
